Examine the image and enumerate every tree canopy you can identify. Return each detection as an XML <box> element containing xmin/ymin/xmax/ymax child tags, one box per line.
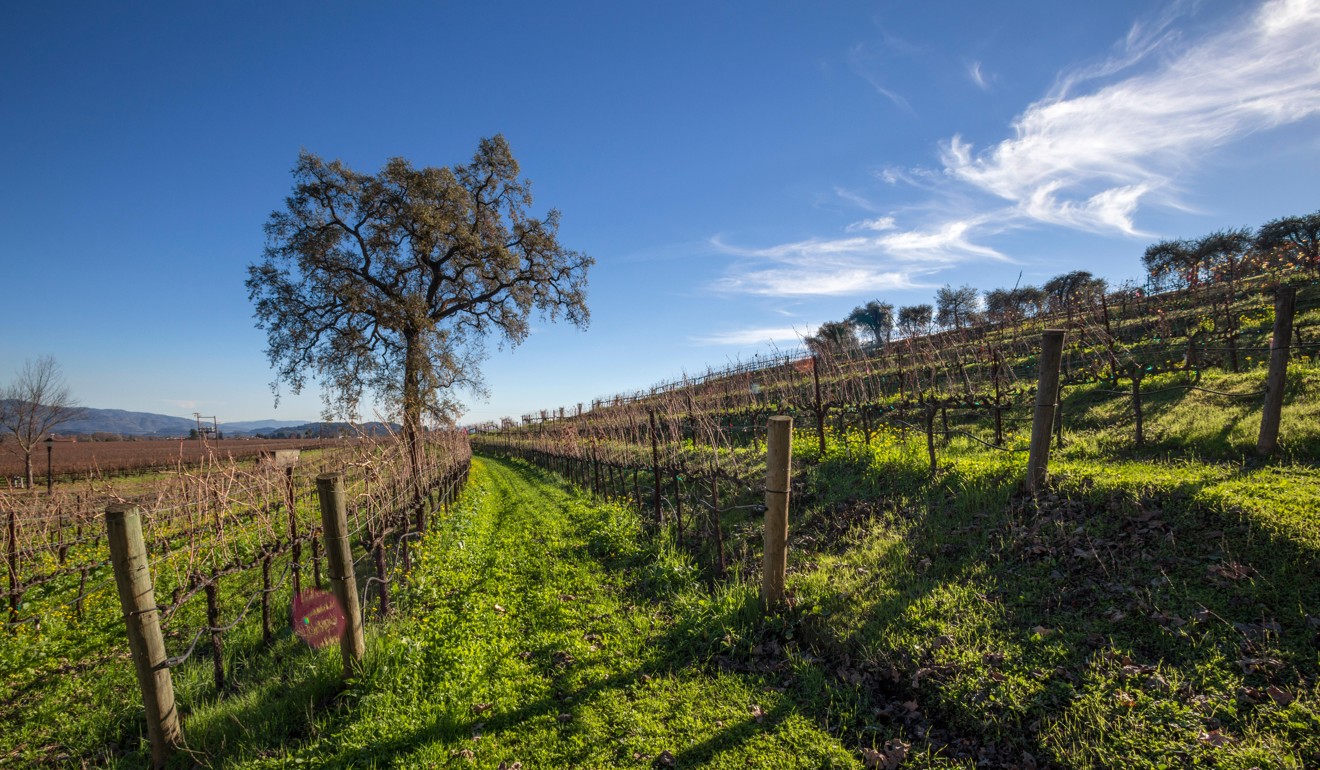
<box><xmin>805</xmin><ymin>321</ymin><xmax>859</xmax><ymax>359</ymax></box>
<box><xmin>847</xmin><ymin>300</ymin><xmax>894</xmax><ymax>347</ymax></box>
<box><xmin>1255</xmin><ymin>212</ymin><xmax>1320</xmax><ymax>272</ymax></box>
<box><xmin>247</xmin><ymin>135</ymin><xmax>592</xmax><ymax>468</ymax></box>
<box><xmin>935</xmin><ymin>284</ymin><xmax>979</xmax><ymax>330</ymax></box>
<box><xmin>897</xmin><ymin>304</ymin><xmax>933</xmax><ymax>338</ymax></box>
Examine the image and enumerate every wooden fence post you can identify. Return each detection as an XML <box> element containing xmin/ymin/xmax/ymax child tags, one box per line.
<box><xmin>1258</xmin><ymin>286</ymin><xmax>1296</xmax><ymax>455</ymax></box>
<box><xmin>105</xmin><ymin>503</ymin><xmax>182</xmax><ymax>768</ymax></box>
<box><xmin>761</xmin><ymin>416</ymin><xmax>793</xmax><ymax>612</ymax></box>
<box><xmin>1027</xmin><ymin>330</ymin><xmax>1066</xmax><ymax>493</ymax></box>
<box><xmin>315</xmin><ymin>473</ymin><xmax>365</xmax><ymax>678</ymax></box>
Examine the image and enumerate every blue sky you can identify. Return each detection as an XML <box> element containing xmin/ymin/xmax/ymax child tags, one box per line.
<box><xmin>3</xmin><ymin>1</ymin><xmax>1319</xmax><ymax>425</ymax></box>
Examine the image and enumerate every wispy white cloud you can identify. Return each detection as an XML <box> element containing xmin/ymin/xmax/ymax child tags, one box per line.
<box><xmin>714</xmin><ymin>0</ymin><xmax>1320</xmax><ymax>298</ymax></box>
<box><xmin>691</xmin><ymin>326</ymin><xmax>816</xmax><ymax>347</ymax></box>
<box><xmin>846</xmin><ymin>216</ymin><xmax>897</xmax><ymax>233</ymax></box>
<box><xmin>165</xmin><ymin>399</ymin><xmax>198</xmax><ymax>410</ymax></box>
<box><xmin>947</xmin><ymin>0</ymin><xmax>1320</xmax><ymax>233</ymax></box>
<box><xmin>710</xmin><ymin>218</ymin><xmax>1003</xmax><ymax>297</ymax></box>
<box><xmin>967</xmin><ymin>61</ymin><xmax>991</xmax><ymax>91</ymax></box>
<box><xmin>847</xmin><ymin>43</ymin><xmax>914</xmax><ymax>113</ymax></box>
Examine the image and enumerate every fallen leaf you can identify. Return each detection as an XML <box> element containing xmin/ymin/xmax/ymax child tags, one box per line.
<box><xmin>556</xmin><ymin>713</ymin><xmax>572</xmax><ymax>723</ymax></box>
<box><xmin>1266</xmin><ymin>685</ymin><xmax>1294</xmax><ymax>706</ymax></box>
<box><xmin>493</xmin><ymin>604</ymin><xmax>506</xmax><ymax>614</ymax></box>
<box><xmin>1198</xmin><ymin>729</ymin><xmax>1235</xmax><ymax>748</ymax></box>
<box><xmin>1032</xmin><ymin>625</ymin><xmax>1055</xmax><ymax>638</ymax></box>
<box><xmin>654</xmin><ymin>750</ymin><xmax>676</xmax><ymax>767</ymax></box>
<box><xmin>1238</xmin><ymin>657</ymin><xmax>1282</xmax><ymax>675</ymax></box>
<box><xmin>471</xmin><ymin>703</ymin><xmax>492</xmax><ymax>715</ymax></box>
<box><xmin>750</xmin><ymin>704</ymin><xmax>765</xmax><ymax>723</ymax></box>
<box><xmin>861</xmin><ymin>739</ymin><xmax>910</xmax><ymax>769</ymax></box>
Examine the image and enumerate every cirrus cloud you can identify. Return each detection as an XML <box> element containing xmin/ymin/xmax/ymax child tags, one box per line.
<box><xmin>714</xmin><ymin>0</ymin><xmax>1320</xmax><ymax>298</ymax></box>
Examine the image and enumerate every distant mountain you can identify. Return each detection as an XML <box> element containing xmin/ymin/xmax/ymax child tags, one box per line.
<box><xmin>57</xmin><ymin>407</ymin><xmax>196</xmax><ymax>437</ymax></box>
<box><xmin>254</xmin><ymin>422</ymin><xmax>400</xmax><ymax>439</ymax></box>
<box><xmin>221</xmin><ymin>419</ymin><xmax>311</xmax><ymax>432</ymax></box>
<box><xmin>17</xmin><ymin>403</ymin><xmax>396</xmax><ymax>439</ymax></box>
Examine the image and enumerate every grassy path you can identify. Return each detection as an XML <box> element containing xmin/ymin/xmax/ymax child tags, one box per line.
<box><xmin>221</xmin><ymin>455</ymin><xmax>862</xmax><ymax>768</ymax></box>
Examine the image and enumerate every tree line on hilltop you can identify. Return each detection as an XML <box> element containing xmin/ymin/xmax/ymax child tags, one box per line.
<box><xmin>806</xmin><ymin>209</ymin><xmax>1319</xmax><ymax>358</ymax></box>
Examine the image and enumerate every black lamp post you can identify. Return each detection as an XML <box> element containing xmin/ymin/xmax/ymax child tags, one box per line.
<box><xmin>44</xmin><ymin>435</ymin><xmax>54</xmax><ymax>494</ymax></box>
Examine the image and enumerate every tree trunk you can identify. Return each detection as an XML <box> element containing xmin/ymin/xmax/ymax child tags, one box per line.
<box><xmin>401</xmin><ymin>331</ymin><xmax>425</xmax><ymax>480</ymax></box>
<box><xmin>23</xmin><ymin>453</ymin><xmax>33</xmax><ymax>490</ymax></box>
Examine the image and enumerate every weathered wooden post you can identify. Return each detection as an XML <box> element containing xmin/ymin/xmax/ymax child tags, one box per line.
<box><xmin>1027</xmin><ymin>330</ymin><xmax>1066</xmax><ymax>493</ymax></box>
<box><xmin>1257</xmin><ymin>286</ymin><xmax>1296</xmax><ymax>455</ymax></box>
<box><xmin>761</xmin><ymin>416</ymin><xmax>792</xmax><ymax>611</ymax></box>
<box><xmin>105</xmin><ymin>503</ymin><xmax>182</xmax><ymax>768</ymax></box>
<box><xmin>315</xmin><ymin>473</ymin><xmax>365</xmax><ymax>677</ymax></box>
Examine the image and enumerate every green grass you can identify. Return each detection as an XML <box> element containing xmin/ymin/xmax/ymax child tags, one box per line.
<box><xmin>785</xmin><ymin>413</ymin><xmax>1320</xmax><ymax>768</ymax></box>
<box><xmin>9</xmin><ymin>354</ymin><xmax>1320</xmax><ymax>769</ymax></box>
<box><xmin>158</xmin><ymin>456</ymin><xmax>870</xmax><ymax>768</ymax></box>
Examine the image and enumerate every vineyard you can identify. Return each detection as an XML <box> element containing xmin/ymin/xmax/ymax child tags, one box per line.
<box><xmin>0</xmin><ymin>438</ymin><xmax>343</xmax><ymax>487</ymax></box>
<box><xmin>4</xmin><ymin>269</ymin><xmax>1319</xmax><ymax>768</ymax></box>
<box><xmin>473</xmin><ymin>276</ymin><xmax>1320</xmax><ymax>529</ymax></box>
<box><xmin>1</xmin><ymin>432</ymin><xmax>470</xmax><ymax>766</ymax></box>
<box><xmin>463</xmin><ymin>272</ymin><xmax>1320</xmax><ymax>767</ymax></box>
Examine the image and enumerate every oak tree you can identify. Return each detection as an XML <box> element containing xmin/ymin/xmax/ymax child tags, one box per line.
<box><xmin>847</xmin><ymin>300</ymin><xmax>894</xmax><ymax>348</ymax></box>
<box><xmin>248</xmin><ymin>135</ymin><xmax>592</xmax><ymax>473</ymax></box>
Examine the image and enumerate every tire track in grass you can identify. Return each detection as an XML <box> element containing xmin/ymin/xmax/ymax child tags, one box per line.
<box><xmin>240</xmin><ymin>456</ymin><xmax>860</xmax><ymax>769</ymax></box>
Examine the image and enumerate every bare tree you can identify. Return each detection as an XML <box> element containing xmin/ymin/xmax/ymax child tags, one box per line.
<box><xmin>248</xmin><ymin>135</ymin><xmax>593</xmax><ymax>475</ymax></box>
<box><xmin>0</xmin><ymin>356</ymin><xmax>83</xmax><ymax>488</ymax></box>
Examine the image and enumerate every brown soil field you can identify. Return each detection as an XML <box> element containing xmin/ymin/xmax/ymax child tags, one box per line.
<box><xmin>0</xmin><ymin>438</ymin><xmax>341</xmax><ymax>483</ymax></box>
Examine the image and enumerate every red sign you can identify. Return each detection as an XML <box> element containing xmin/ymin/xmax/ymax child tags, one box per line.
<box><xmin>291</xmin><ymin>589</ymin><xmax>345</xmax><ymax>648</ymax></box>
